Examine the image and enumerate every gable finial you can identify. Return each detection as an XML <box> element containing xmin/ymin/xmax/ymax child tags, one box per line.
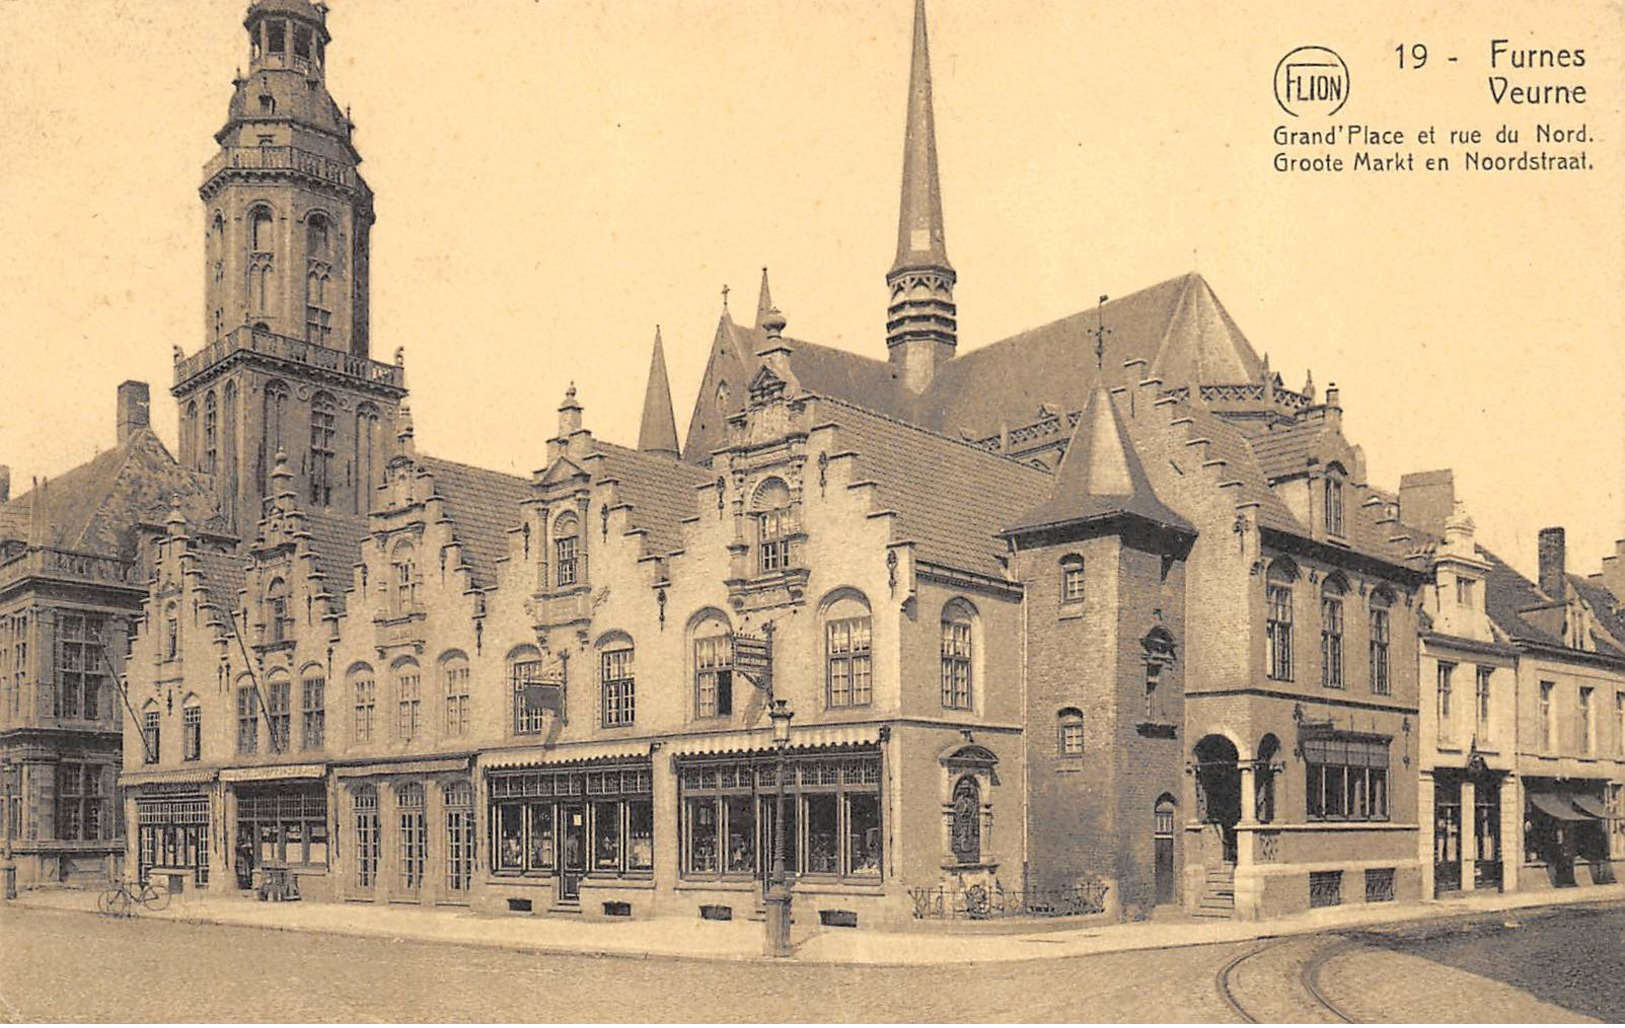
<box><xmin>1091</xmin><ymin>294</ymin><xmax>1113</xmax><ymax>371</ymax></box>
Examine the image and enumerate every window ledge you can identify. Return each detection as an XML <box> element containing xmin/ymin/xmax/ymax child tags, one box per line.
<box><xmin>1057</xmin><ymin>604</ymin><xmax>1085</xmax><ymax>621</ymax></box>
<box><xmin>940</xmin><ymin>861</ymin><xmax>1000</xmax><ymax>874</ymax></box>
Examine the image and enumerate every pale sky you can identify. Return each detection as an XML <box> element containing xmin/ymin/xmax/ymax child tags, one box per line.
<box><xmin>1</xmin><ymin>0</ymin><xmax>1621</xmax><ymax>581</ymax></box>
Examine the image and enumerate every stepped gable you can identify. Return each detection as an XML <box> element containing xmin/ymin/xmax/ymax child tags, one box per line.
<box><xmin>821</xmin><ymin>398</ymin><xmax>1049</xmax><ymax>579</ymax></box>
<box><xmin>0</xmin><ymin>428</ymin><xmax>222</xmax><ymax>556</ymax></box>
<box><xmin>918</xmin><ymin>273</ymin><xmax>1251</xmax><ymax>440</ymax></box>
<box><xmin>1156</xmin><ymin>398</ymin><xmax>1298</xmax><ymax>534</ymax></box>
<box><xmin>1568</xmin><ymin>574</ymin><xmax>1625</xmax><ymax>657</ymax></box>
<box><xmin>416</xmin><ymin>455</ymin><xmax>531</xmax><ymax>590</ymax></box>
<box><xmin>591</xmin><ymin>442</ymin><xmax>713</xmax><ymax>559</ymax></box>
<box><xmin>1007</xmin><ymin>388</ymin><xmax>1193</xmax><ymax>537</ymax></box>
<box><xmin>302</xmin><ymin>510</ymin><xmax>370</xmax><ymax>613</ymax></box>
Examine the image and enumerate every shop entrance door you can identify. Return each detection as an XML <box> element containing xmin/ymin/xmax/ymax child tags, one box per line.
<box><xmin>1473</xmin><ymin>778</ymin><xmax>1503</xmax><ymax>891</ymax></box>
<box><xmin>1434</xmin><ymin>781</ymin><xmax>1463</xmax><ymax>895</ymax></box>
<box><xmin>559</xmin><ymin>802</ymin><xmax>586</xmax><ymax>902</ymax></box>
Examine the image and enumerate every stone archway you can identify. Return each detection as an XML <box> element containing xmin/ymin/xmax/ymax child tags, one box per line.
<box><xmin>1193</xmin><ymin>734</ymin><xmax>1242</xmax><ymax>865</ymax></box>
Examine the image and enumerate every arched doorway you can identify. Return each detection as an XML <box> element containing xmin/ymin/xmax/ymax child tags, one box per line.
<box><xmin>1255</xmin><ymin>734</ymin><xmax>1281</xmax><ymax>824</ymax></box>
<box><xmin>1193</xmin><ymin>735</ymin><xmax>1241</xmax><ymax>864</ymax></box>
<box><xmin>1153</xmin><ymin>794</ymin><xmax>1178</xmax><ymax>905</ymax></box>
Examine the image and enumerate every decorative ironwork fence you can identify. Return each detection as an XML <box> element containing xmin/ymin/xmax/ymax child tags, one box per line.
<box><xmin>908</xmin><ymin>878</ymin><xmax>1110</xmax><ymax>920</ymax></box>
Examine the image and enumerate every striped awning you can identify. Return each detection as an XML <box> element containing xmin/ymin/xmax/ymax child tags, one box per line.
<box><xmin>121</xmin><ymin>767</ymin><xmax>219</xmax><ymax>788</ymax></box>
<box><xmin>334</xmin><ymin>757</ymin><xmax>472</xmax><ymax>779</ymax></box>
<box><xmin>664</xmin><ymin>723</ymin><xmax>884</xmax><ymax>758</ymax></box>
<box><xmin>219</xmin><ymin>763</ymin><xmax>326</xmax><ymax>783</ymax></box>
<box><xmin>482</xmin><ymin>739</ymin><xmax>654</xmax><ymax>772</ymax></box>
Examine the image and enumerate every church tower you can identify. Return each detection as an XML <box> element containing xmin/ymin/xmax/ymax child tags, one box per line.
<box><xmin>174</xmin><ymin>0</ymin><xmax>404</xmax><ymax>532</ymax></box>
<box><xmin>886</xmin><ymin>0</ymin><xmax>957</xmax><ymax>394</ymax></box>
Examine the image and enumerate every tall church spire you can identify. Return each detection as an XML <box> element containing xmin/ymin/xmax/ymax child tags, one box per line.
<box><xmin>886</xmin><ymin>0</ymin><xmax>957</xmax><ymax>394</ymax></box>
<box><xmin>638</xmin><ymin>327</ymin><xmax>681</xmax><ymax>459</ymax></box>
<box><xmin>754</xmin><ymin>267</ymin><xmax>774</xmax><ymax>329</ymax></box>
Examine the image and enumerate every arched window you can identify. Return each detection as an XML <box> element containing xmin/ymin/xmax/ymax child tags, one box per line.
<box><xmin>396</xmin><ymin>782</ymin><xmax>426</xmax><ymax>891</ymax></box>
<box><xmin>349</xmin><ymin>663</ymin><xmax>376</xmax><ymax>743</ymax></box>
<box><xmin>309</xmin><ymin>391</ymin><xmax>336</xmax><ymax>506</ymax></box>
<box><xmin>1320</xmin><ymin>575</ymin><xmax>1347</xmax><ymax>689</ymax></box>
<box><xmin>222</xmin><ymin>382</ymin><xmax>238</xmax><ymax>500</ymax></box>
<box><xmin>1369</xmin><ymin>589</ymin><xmax>1393</xmax><ymax>696</ymax></box>
<box><xmin>265</xmin><ymin>671</ymin><xmax>291</xmax><ymax>754</ymax></box>
<box><xmin>444</xmin><ymin>779</ymin><xmax>475</xmax><ymax>894</ymax></box>
<box><xmin>1266</xmin><ymin>560</ymin><xmax>1296</xmax><ymax>681</ymax></box>
<box><xmin>752</xmin><ymin>477</ymin><xmax>793</xmax><ymax>573</ymax></box>
<box><xmin>715</xmin><ymin>381</ymin><xmax>730</xmax><ymax>413</ymax></box>
<box><xmin>352</xmin><ymin>785</ymin><xmax>379</xmax><ymax>888</ymax></box>
<box><xmin>184</xmin><ymin>401</ymin><xmax>198</xmax><ymax>465</ymax></box>
<box><xmin>354</xmin><ymin>404</ymin><xmax>379</xmax><ymax>514</ymax></box>
<box><xmin>211</xmin><ymin>212</ymin><xmax>226</xmax><ymax>287</ymax></box>
<box><xmin>265</xmin><ymin>577</ymin><xmax>290</xmax><ymax>643</ymax></box>
<box><xmin>1060</xmin><ymin>553</ymin><xmax>1085</xmax><ymax>606</ymax></box>
<box><xmin>261</xmin><ymin>381</ymin><xmax>290</xmax><ymax>499</ymax></box>
<box><xmin>1255</xmin><ymin>735</ymin><xmax>1281</xmax><ymax>824</ymax></box>
<box><xmin>940</xmin><ymin>599</ymin><xmax>975</xmax><ymax>710</ymax></box>
<box><xmin>301</xmin><ymin>668</ymin><xmax>325</xmax><ymax>750</ymax></box>
<box><xmin>950</xmin><ymin>776</ymin><xmax>981</xmax><ymax>866</ymax></box>
<box><xmin>306</xmin><ymin>212</ymin><xmax>330</xmax><ymax>258</ymax></box>
<box><xmin>1323</xmin><ymin>470</ymin><xmax>1345</xmax><ymax>537</ymax></box>
<box><xmin>441</xmin><ymin>651</ymin><xmax>470</xmax><ymax>737</ymax></box>
<box><xmin>305</xmin><ymin>269</ymin><xmax>331</xmax><ymax>346</ymax></box>
<box><xmin>393</xmin><ymin>659</ymin><xmax>422</xmax><ymax>741</ymax></box>
<box><xmin>599</xmin><ymin>636</ymin><xmax>635</xmax><ymax>728</ymax></box>
<box><xmin>141</xmin><ymin>701</ymin><xmax>161</xmax><ymax>765</ymax></box>
<box><xmin>182</xmin><ymin>695</ymin><xmax>202</xmax><ymax>762</ymax></box>
<box><xmin>509</xmin><ymin>645</ymin><xmax>559</xmax><ymax>735</ymax></box>
<box><xmin>553</xmin><ymin>511</ymin><xmax>580</xmax><ymax>587</ymax></box>
<box><xmin>249</xmin><ymin>206</ymin><xmax>274</xmax><ymax>253</ymax></box>
<box><xmin>390</xmin><ymin>539</ymin><xmax>418</xmax><ymax>615</ymax></box>
<box><xmin>1057</xmin><ymin>707</ymin><xmax>1085</xmax><ymax>756</ymax></box>
<box><xmin>823</xmin><ymin>591</ymin><xmax>873</xmax><ymax>708</ymax></box>
<box><xmin>691</xmin><ymin>611</ymin><xmax>734</xmax><ymax>719</ymax></box>
<box><xmin>203</xmin><ymin>390</ymin><xmax>218</xmax><ymax>474</ymax></box>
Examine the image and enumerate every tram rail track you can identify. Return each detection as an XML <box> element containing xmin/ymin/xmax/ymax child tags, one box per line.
<box><xmin>1215</xmin><ymin>935</ymin><xmax>1359</xmax><ymax>1023</ymax></box>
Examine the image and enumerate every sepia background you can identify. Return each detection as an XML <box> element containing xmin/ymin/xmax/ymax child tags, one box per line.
<box><xmin>1</xmin><ymin>0</ymin><xmax>1620</xmax><ymax>577</ymax></box>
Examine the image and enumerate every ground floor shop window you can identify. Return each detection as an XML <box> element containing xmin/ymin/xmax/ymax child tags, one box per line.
<box><xmin>444</xmin><ymin>781</ymin><xmax>474</xmax><ymax>895</ymax></box>
<box><xmin>679</xmin><ymin>749</ymin><xmax>882</xmax><ymax>882</ymax></box>
<box><xmin>1303</xmin><ymin>734</ymin><xmax>1389</xmax><ymax>822</ymax></box>
<box><xmin>489</xmin><ymin>762</ymin><xmax>653</xmax><ymax>877</ymax></box>
<box><xmin>136</xmin><ymin>795</ymin><xmax>210</xmax><ymax>885</ymax></box>
<box><xmin>353</xmin><ymin>787</ymin><xmax>379</xmax><ymax>888</ymax></box>
<box><xmin>238</xmin><ymin>784</ymin><xmax>328</xmax><ymax>867</ymax></box>
<box><xmin>397</xmin><ymin>783</ymin><xmax>427</xmax><ymax>891</ymax></box>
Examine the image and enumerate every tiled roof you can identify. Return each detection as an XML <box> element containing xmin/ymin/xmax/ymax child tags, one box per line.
<box><xmin>191</xmin><ymin>545</ymin><xmax>248</xmax><ymax>614</ymax></box>
<box><xmin>1008</xmin><ymin>388</ymin><xmax>1193</xmax><ymax>536</ymax></box>
<box><xmin>820</xmin><ymin>398</ymin><xmax>1050</xmax><ymax>579</ymax></box>
<box><xmin>1481</xmin><ymin>548</ymin><xmax>1561</xmax><ymax>647</ymax></box>
<box><xmin>1570</xmin><ymin>574</ymin><xmax>1625</xmax><ymax>657</ymax></box>
<box><xmin>593</xmin><ymin>443</ymin><xmax>711</xmax><ymax>559</ymax></box>
<box><xmin>787</xmin><ymin>341</ymin><xmax>909</xmax><ymax>421</ymax></box>
<box><xmin>417</xmin><ymin>455</ymin><xmax>531</xmax><ymax>590</ymax></box>
<box><xmin>0</xmin><ymin>429</ymin><xmax>223</xmax><ymax>558</ymax></box>
<box><xmin>303</xmin><ymin>511</ymin><xmax>370</xmax><ymax>613</ymax></box>
<box><xmin>1249</xmin><ymin>421</ymin><xmax>1334</xmax><ymax>481</ymax></box>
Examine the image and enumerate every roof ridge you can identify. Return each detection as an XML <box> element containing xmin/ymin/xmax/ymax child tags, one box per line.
<box><xmin>817</xmin><ymin>395</ymin><xmax>1050</xmax><ymax>475</ymax></box>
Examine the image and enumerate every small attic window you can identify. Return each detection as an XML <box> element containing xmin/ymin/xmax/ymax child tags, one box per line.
<box><xmin>1323</xmin><ymin>474</ymin><xmax>1345</xmax><ymax>538</ymax></box>
<box><xmin>266</xmin><ymin>20</ymin><xmax>286</xmax><ymax>54</ymax></box>
<box><xmin>293</xmin><ymin>25</ymin><xmax>312</xmax><ymax>60</ymax></box>
<box><xmin>258</xmin><ymin>94</ymin><xmax>276</xmax><ymax>114</ymax></box>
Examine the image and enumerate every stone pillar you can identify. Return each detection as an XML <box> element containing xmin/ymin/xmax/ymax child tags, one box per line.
<box><xmin>1418</xmin><ymin>771</ymin><xmax>1435</xmax><ymax>899</ymax></box>
<box><xmin>1461</xmin><ymin>777</ymin><xmax>1478</xmax><ymax>891</ymax></box>
<box><xmin>1502</xmin><ymin>774</ymin><xmax>1521</xmax><ymax>894</ymax></box>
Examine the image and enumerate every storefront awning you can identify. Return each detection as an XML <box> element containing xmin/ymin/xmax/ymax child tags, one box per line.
<box><xmin>1528</xmin><ymin>791</ymin><xmax>1594</xmax><ymax>821</ymax></box>
<box><xmin>1570</xmin><ymin>793</ymin><xmax>1613</xmax><ymax>820</ymax></box>
<box><xmin>219</xmin><ymin>763</ymin><xmax>326</xmax><ymax>783</ymax></box>
<box><xmin>121</xmin><ymin>767</ymin><xmax>219</xmax><ymax>788</ymax></box>
<box><xmin>334</xmin><ymin>757</ymin><xmax>472</xmax><ymax>779</ymax></box>
<box><xmin>483</xmin><ymin>740</ymin><xmax>653</xmax><ymax>772</ymax></box>
<box><xmin>665</xmin><ymin>723</ymin><xmax>884</xmax><ymax>758</ymax></box>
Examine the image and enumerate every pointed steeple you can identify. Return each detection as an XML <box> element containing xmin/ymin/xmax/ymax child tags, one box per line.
<box><xmin>1005</xmin><ymin>389</ymin><xmax>1193</xmax><ymax>537</ymax></box>
<box><xmin>754</xmin><ymin>268</ymin><xmax>774</xmax><ymax>329</ymax></box>
<box><xmin>638</xmin><ymin>327</ymin><xmax>681</xmax><ymax>459</ymax></box>
<box><xmin>885</xmin><ymin>0</ymin><xmax>957</xmax><ymax>394</ymax></box>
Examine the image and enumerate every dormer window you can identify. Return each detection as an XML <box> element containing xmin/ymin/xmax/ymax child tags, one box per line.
<box><xmin>265</xmin><ymin>577</ymin><xmax>292</xmax><ymax>644</ymax></box>
<box><xmin>1323</xmin><ymin>475</ymin><xmax>1345</xmax><ymax>537</ymax></box>
<box><xmin>753</xmin><ymin>478</ymin><xmax>793</xmax><ymax>574</ymax></box>
<box><xmin>390</xmin><ymin>540</ymin><xmax>418</xmax><ymax>615</ymax></box>
<box><xmin>554</xmin><ymin>513</ymin><xmax>580</xmax><ymax>587</ymax></box>
<box><xmin>1455</xmin><ymin>577</ymin><xmax>1476</xmax><ymax>608</ymax></box>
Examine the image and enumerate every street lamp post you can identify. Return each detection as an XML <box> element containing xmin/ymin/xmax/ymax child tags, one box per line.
<box><xmin>764</xmin><ymin>698</ymin><xmax>795</xmax><ymax>958</ymax></box>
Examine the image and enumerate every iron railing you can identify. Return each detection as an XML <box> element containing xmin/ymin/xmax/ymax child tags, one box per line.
<box><xmin>908</xmin><ymin>878</ymin><xmax>1110</xmax><ymax>920</ymax></box>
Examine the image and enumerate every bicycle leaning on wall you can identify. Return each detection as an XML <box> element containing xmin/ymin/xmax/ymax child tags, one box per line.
<box><xmin>96</xmin><ymin>877</ymin><xmax>172</xmax><ymax>918</ymax></box>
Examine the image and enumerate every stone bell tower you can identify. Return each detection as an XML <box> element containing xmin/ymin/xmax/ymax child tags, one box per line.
<box><xmin>174</xmin><ymin>0</ymin><xmax>403</xmax><ymax>533</ymax></box>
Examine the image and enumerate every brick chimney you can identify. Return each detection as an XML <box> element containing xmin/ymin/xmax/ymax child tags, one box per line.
<box><xmin>0</xmin><ymin>465</ymin><xmax>8</xmax><ymax>504</ymax></box>
<box><xmin>1397</xmin><ymin>468</ymin><xmax>1455</xmax><ymax>536</ymax></box>
<box><xmin>1538</xmin><ymin>527</ymin><xmax>1567</xmax><ymax>599</ymax></box>
<box><xmin>1596</xmin><ymin>539</ymin><xmax>1625</xmax><ymax>607</ymax></box>
<box><xmin>117</xmin><ymin>381</ymin><xmax>151</xmax><ymax>443</ymax></box>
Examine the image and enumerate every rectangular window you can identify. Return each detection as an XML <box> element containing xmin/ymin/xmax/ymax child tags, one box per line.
<box><xmin>526</xmin><ymin>803</ymin><xmax>555</xmax><ymax>872</ymax></box>
<box><xmin>600</xmin><ymin>649</ymin><xmax>635</xmax><ymax>728</ymax></box>
<box><xmin>1580</xmin><ymin>687</ymin><xmax>1595</xmax><ymax>755</ymax></box>
<box><xmin>142</xmin><ymin>710</ymin><xmax>161</xmax><ymax>765</ymax></box>
<box><xmin>302</xmin><ymin>676</ymin><xmax>325</xmax><ymax>750</ymax></box>
<box><xmin>354</xmin><ymin>792</ymin><xmax>380</xmax><ymax>888</ymax></box>
<box><xmin>695</xmin><ymin>635</ymin><xmax>733</xmax><ymax>719</ymax></box>
<box><xmin>1061</xmin><ymin>563</ymin><xmax>1085</xmax><ymax>604</ymax></box>
<box><xmin>183</xmin><ymin>706</ymin><xmax>202</xmax><ymax>762</ymax></box>
<box><xmin>444</xmin><ymin>664</ymin><xmax>470</xmax><ymax>736</ymax></box>
<box><xmin>488</xmin><ymin>765</ymin><xmax>653</xmax><ymax>879</ymax></box>
<box><xmin>54</xmin><ymin>763</ymin><xmax>103</xmax><ymax>841</ymax></box>
<box><xmin>398</xmin><ymin>789</ymin><xmax>426</xmax><ymax>890</ymax></box>
<box><xmin>353</xmin><ymin>675</ymin><xmax>375</xmax><ymax>743</ymax></box>
<box><xmin>826</xmin><ymin>617</ymin><xmax>873</xmax><ymax>707</ymax></box>
<box><xmin>444</xmin><ymin>784</ymin><xmax>474</xmax><ymax>895</ymax></box>
<box><xmin>237</xmin><ymin>687</ymin><xmax>258</xmax><ymax>755</ymax></box>
<box><xmin>1456</xmin><ymin>578</ymin><xmax>1476</xmax><ymax>607</ymax></box>
<box><xmin>1303</xmin><ymin>735</ymin><xmax>1389</xmax><ymax>822</ymax></box>
<box><xmin>1436</xmin><ymin>663</ymin><xmax>1455</xmax><ymax>744</ymax></box>
<box><xmin>238</xmin><ymin>786</ymin><xmax>328</xmax><ymax>867</ymax></box>
<box><xmin>1617</xmin><ymin>692</ymin><xmax>1625</xmax><ymax>759</ymax></box>
<box><xmin>1309</xmin><ymin>870</ymin><xmax>1343</xmax><ymax>908</ymax></box>
<box><xmin>627</xmin><ymin>800</ymin><xmax>654</xmax><ymax>872</ymax></box>
<box><xmin>1476</xmin><ymin>667</ymin><xmax>1493</xmax><ymax>740</ymax></box>
<box><xmin>55</xmin><ymin>612</ymin><xmax>107</xmax><ymax>722</ymax></box>
<box><xmin>555</xmin><ymin>536</ymin><xmax>578</xmax><ymax>587</ymax></box>
<box><xmin>593</xmin><ymin>800</ymin><xmax>624</xmax><ymax>872</ymax></box>
<box><xmin>1369</xmin><ymin>605</ymin><xmax>1390</xmax><ymax>694</ymax></box>
<box><xmin>1320</xmin><ymin>595</ymin><xmax>1344</xmax><ymax>689</ymax></box>
<box><xmin>940</xmin><ymin>620</ymin><xmax>972</xmax><ymax>710</ymax></box>
<box><xmin>266</xmin><ymin>679</ymin><xmax>291</xmax><ymax>754</ymax></box>
<box><xmin>1266</xmin><ymin>585</ymin><xmax>1293</xmax><ymax>681</ymax></box>
<box><xmin>1540</xmin><ymin>681</ymin><xmax>1555</xmax><ymax>750</ymax></box>
<box><xmin>396</xmin><ymin>670</ymin><xmax>421</xmax><ymax>741</ymax></box>
<box><xmin>511</xmin><ymin>659</ymin><xmax>550</xmax><ymax>735</ymax></box>
<box><xmin>1058</xmin><ymin>717</ymin><xmax>1084</xmax><ymax>756</ymax></box>
<box><xmin>758</xmin><ymin>509</ymin><xmax>792</xmax><ymax>573</ymax></box>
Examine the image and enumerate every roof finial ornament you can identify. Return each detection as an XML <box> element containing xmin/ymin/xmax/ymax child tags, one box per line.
<box><xmin>721</xmin><ymin>283</ymin><xmax>730</xmax><ymax>313</ymax></box>
<box><xmin>1090</xmin><ymin>294</ymin><xmax>1112</xmax><ymax>371</ymax></box>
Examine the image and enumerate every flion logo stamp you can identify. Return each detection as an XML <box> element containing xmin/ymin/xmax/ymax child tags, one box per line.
<box><xmin>1274</xmin><ymin>45</ymin><xmax>1351</xmax><ymax>117</ymax></box>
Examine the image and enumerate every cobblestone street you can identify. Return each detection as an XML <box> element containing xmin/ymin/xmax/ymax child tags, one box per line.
<box><xmin>3</xmin><ymin>900</ymin><xmax>1618</xmax><ymax>1022</ymax></box>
